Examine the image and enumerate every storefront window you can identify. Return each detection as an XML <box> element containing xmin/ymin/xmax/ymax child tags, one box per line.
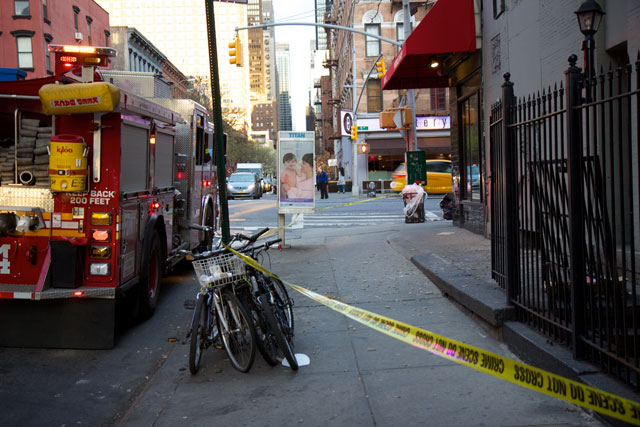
<box><xmin>460</xmin><ymin>92</ymin><xmax>481</xmax><ymax>201</ymax></box>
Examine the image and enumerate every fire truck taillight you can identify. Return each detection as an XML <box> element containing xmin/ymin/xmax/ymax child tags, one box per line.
<box><xmin>90</xmin><ymin>212</ymin><xmax>112</xmax><ymax>226</ymax></box>
<box><xmin>92</xmin><ymin>229</ymin><xmax>111</xmax><ymax>242</ymax></box>
<box><xmin>89</xmin><ymin>263</ymin><xmax>110</xmax><ymax>276</ymax></box>
<box><xmin>90</xmin><ymin>246</ymin><xmax>111</xmax><ymax>259</ymax></box>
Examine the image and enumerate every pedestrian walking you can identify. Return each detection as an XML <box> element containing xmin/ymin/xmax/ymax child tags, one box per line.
<box><xmin>337</xmin><ymin>167</ymin><xmax>346</xmax><ymax>193</ymax></box>
<box><xmin>316</xmin><ymin>167</ymin><xmax>329</xmax><ymax>199</ymax></box>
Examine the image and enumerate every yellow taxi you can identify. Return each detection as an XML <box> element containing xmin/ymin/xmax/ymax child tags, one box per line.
<box><xmin>390</xmin><ymin>159</ymin><xmax>453</xmax><ymax>194</ymax></box>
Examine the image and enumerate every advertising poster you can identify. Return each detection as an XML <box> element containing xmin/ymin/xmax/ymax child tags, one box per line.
<box><xmin>277</xmin><ymin>131</ymin><xmax>315</xmax><ymax>214</ymax></box>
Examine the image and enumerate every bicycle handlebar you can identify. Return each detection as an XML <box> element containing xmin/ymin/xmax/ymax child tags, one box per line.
<box><xmin>189</xmin><ymin>224</ymin><xmax>213</xmax><ymax>232</ymax></box>
<box><xmin>236</xmin><ymin>227</ymin><xmax>269</xmax><ymax>244</ymax></box>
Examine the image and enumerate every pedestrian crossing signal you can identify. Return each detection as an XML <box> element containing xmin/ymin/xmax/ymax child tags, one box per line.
<box><xmin>350</xmin><ymin>124</ymin><xmax>358</xmax><ymax>141</ymax></box>
<box><xmin>357</xmin><ymin>143</ymin><xmax>369</xmax><ymax>154</ymax></box>
<box><xmin>375</xmin><ymin>57</ymin><xmax>386</xmax><ymax>78</ymax></box>
<box><xmin>228</xmin><ymin>36</ymin><xmax>242</xmax><ymax>67</ymax></box>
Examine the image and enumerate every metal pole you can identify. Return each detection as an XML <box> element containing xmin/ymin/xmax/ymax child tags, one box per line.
<box><xmin>204</xmin><ymin>0</ymin><xmax>230</xmax><ymax>244</ymax></box>
<box><xmin>351</xmin><ymin>28</ymin><xmax>360</xmax><ymax>197</ymax></box>
<box><xmin>581</xmin><ymin>34</ymin><xmax>595</xmax><ymax>102</ymax></box>
<box><xmin>566</xmin><ymin>54</ymin><xmax>586</xmax><ymax>359</ymax></box>
<box><xmin>403</xmin><ymin>0</ymin><xmax>418</xmax><ymax>151</ymax></box>
<box><xmin>501</xmin><ymin>73</ymin><xmax>519</xmax><ymax>301</ymax></box>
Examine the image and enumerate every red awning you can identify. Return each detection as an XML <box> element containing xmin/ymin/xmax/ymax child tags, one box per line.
<box><xmin>381</xmin><ymin>0</ymin><xmax>476</xmax><ymax>90</ymax></box>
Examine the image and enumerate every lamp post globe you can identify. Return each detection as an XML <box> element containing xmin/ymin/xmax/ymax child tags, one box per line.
<box><xmin>575</xmin><ymin>0</ymin><xmax>605</xmax><ymax>84</ymax></box>
<box><xmin>575</xmin><ymin>0</ymin><xmax>605</xmax><ymax>36</ymax></box>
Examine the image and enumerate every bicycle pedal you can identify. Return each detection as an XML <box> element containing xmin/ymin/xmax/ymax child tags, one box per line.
<box><xmin>184</xmin><ymin>299</ymin><xmax>196</xmax><ymax>310</ymax></box>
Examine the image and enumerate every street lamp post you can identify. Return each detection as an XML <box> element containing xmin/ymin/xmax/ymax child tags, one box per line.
<box><xmin>575</xmin><ymin>0</ymin><xmax>605</xmax><ymax>85</ymax></box>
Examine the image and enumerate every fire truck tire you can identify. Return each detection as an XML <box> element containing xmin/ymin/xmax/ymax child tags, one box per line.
<box><xmin>201</xmin><ymin>202</ymin><xmax>214</xmax><ymax>248</ymax></box>
<box><xmin>139</xmin><ymin>233</ymin><xmax>162</xmax><ymax>319</ymax></box>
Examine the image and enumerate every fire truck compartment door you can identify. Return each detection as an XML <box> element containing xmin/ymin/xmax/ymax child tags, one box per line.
<box><xmin>119</xmin><ymin>204</ymin><xmax>138</xmax><ymax>283</ymax></box>
<box><xmin>39</xmin><ymin>82</ymin><xmax>120</xmax><ymax>116</ymax></box>
<box><xmin>155</xmin><ymin>129</ymin><xmax>174</xmax><ymax>189</ymax></box>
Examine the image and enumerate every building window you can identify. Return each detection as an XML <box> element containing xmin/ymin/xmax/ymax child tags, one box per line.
<box><xmin>493</xmin><ymin>0</ymin><xmax>505</xmax><ymax>19</ymax></box>
<box><xmin>73</xmin><ymin>6</ymin><xmax>80</xmax><ymax>32</ymax></box>
<box><xmin>43</xmin><ymin>0</ymin><xmax>49</xmax><ymax>22</ymax></box>
<box><xmin>14</xmin><ymin>0</ymin><xmax>30</xmax><ymax>17</ymax></box>
<box><xmin>44</xmin><ymin>33</ymin><xmax>53</xmax><ymax>73</ymax></box>
<box><xmin>459</xmin><ymin>92</ymin><xmax>482</xmax><ymax>201</ymax></box>
<box><xmin>430</xmin><ymin>88</ymin><xmax>446</xmax><ymax>111</ymax></box>
<box><xmin>105</xmin><ymin>30</ymin><xmax>110</xmax><ymax>46</ymax></box>
<box><xmin>17</xmin><ymin>36</ymin><xmax>34</xmax><ymax>69</ymax></box>
<box><xmin>367</xmin><ymin>80</ymin><xmax>382</xmax><ymax>113</ymax></box>
<box><xmin>365</xmin><ymin>24</ymin><xmax>380</xmax><ymax>57</ymax></box>
<box><xmin>396</xmin><ymin>23</ymin><xmax>404</xmax><ymax>42</ymax></box>
<box><xmin>86</xmin><ymin>16</ymin><xmax>93</xmax><ymax>44</ymax></box>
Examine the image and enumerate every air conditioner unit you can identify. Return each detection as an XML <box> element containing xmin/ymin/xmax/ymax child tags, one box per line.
<box><xmin>75</xmin><ymin>32</ymin><xmax>83</xmax><ymax>41</ymax></box>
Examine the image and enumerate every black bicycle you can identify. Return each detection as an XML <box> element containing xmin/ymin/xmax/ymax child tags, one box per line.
<box><xmin>184</xmin><ymin>247</ymin><xmax>257</xmax><ymax>374</ymax></box>
<box><xmin>232</xmin><ymin>228</ymin><xmax>297</xmax><ymax>370</ymax></box>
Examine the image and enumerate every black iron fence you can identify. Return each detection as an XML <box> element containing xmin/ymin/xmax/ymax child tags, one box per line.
<box><xmin>491</xmin><ymin>54</ymin><xmax>640</xmax><ymax>388</ymax></box>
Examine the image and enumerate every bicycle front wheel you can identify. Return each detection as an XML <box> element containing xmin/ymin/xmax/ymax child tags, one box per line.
<box><xmin>217</xmin><ymin>290</ymin><xmax>256</xmax><ymax>373</ymax></box>
<box><xmin>189</xmin><ymin>294</ymin><xmax>208</xmax><ymax>375</ymax></box>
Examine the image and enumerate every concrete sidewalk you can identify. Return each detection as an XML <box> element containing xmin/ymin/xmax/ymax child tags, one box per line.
<box><xmin>119</xmin><ymin>218</ymin><xmax>611</xmax><ymax>427</ymax></box>
<box><xmin>387</xmin><ymin>219</ymin><xmax>640</xmax><ymax>426</ymax></box>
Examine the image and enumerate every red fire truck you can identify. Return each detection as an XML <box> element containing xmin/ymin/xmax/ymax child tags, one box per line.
<box><xmin>0</xmin><ymin>45</ymin><xmax>217</xmax><ymax>349</ymax></box>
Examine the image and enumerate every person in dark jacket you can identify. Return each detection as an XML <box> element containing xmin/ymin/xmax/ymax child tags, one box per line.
<box><xmin>316</xmin><ymin>167</ymin><xmax>329</xmax><ymax>199</ymax></box>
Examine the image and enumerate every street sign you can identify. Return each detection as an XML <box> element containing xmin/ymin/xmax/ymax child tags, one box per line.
<box><xmin>406</xmin><ymin>150</ymin><xmax>426</xmax><ymax>186</ymax></box>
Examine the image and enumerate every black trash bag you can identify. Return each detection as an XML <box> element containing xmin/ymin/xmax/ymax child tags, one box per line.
<box><xmin>440</xmin><ymin>193</ymin><xmax>453</xmax><ymax>220</ymax></box>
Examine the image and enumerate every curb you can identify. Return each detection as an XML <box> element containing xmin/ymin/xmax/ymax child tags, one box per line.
<box><xmin>401</xmin><ymin>247</ymin><xmax>638</xmax><ymax>427</ymax></box>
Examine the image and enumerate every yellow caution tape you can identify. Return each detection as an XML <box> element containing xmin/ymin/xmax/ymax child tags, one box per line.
<box><xmin>259</xmin><ymin>213</ymin><xmax>300</xmax><ymax>239</ymax></box>
<box><xmin>226</xmin><ymin>246</ymin><xmax>640</xmax><ymax>425</ymax></box>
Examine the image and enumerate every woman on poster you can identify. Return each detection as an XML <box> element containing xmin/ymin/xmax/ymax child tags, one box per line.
<box><xmin>287</xmin><ymin>153</ymin><xmax>314</xmax><ymax>200</ymax></box>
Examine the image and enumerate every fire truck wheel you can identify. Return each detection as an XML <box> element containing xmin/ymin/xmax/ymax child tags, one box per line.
<box><xmin>139</xmin><ymin>233</ymin><xmax>162</xmax><ymax>318</ymax></box>
<box><xmin>202</xmin><ymin>203</ymin><xmax>214</xmax><ymax>247</ymax></box>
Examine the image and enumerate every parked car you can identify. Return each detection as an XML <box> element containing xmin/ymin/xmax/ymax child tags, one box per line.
<box><xmin>227</xmin><ymin>172</ymin><xmax>262</xmax><ymax>199</ymax></box>
<box><xmin>262</xmin><ymin>176</ymin><xmax>272</xmax><ymax>193</ymax></box>
<box><xmin>390</xmin><ymin>159</ymin><xmax>453</xmax><ymax>194</ymax></box>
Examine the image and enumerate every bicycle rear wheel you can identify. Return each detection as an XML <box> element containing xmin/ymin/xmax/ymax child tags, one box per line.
<box><xmin>270</xmin><ymin>277</ymin><xmax>294</xmax><ymax>335</ymax></box>
<box><xmin>217</xmin><ymin>290</ymin><xmax>256</xmax><ymax>373</ymax></box>
<box><xmin>259</xmin><ymin>293</ymin><xmax>298</xmax><ymax>371</ymax></box>
<box><xmin>189</xmin><ymin>294</ymin><xmax>207</xmax><ymax>374</ymax></box>
<box><xmin>246</xmin><ymin>294</ymin><xmax>279</xmax><ymax>366</ymax></box>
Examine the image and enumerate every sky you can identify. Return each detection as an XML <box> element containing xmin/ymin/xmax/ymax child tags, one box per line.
<box><xmin>272</xmin><ymin>0</ymin><xmax>317</xmax><ymax>131</ymax></box>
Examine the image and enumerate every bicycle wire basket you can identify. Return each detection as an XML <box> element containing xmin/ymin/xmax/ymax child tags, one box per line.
<box><xmin>191</xmin><ymin>252</ymin><xmax>246</xmax><ymax>288</ymax></box>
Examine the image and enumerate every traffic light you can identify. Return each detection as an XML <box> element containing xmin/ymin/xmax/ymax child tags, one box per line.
<box><xmin>350</xmin><ymin>124</ymin><xmax>358</xmax><ymax>141</ymax></box>
<box><xmin>375</xmin><ymin>57</ymin><xmax>386</xmax><ymax>78</ymax></box>
<box><xmin>357</xmin><ymin>143</ymin><xmax>370</xmax><ymax>154</ymax></box>
<box><xmin>228</xmin><ymin>36</ymin><xmax>242</xmax><ymax>67</ymax></box>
